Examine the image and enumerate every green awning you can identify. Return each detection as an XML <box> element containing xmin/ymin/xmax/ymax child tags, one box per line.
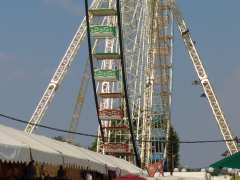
<box><xmin>210</xmin><ymin>151</ymin><xmax>240</xmax><ymax>169</ymax></box>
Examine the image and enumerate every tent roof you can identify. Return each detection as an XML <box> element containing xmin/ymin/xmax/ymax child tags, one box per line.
<box><xmin>0</xmin><ymin>126</ymin><xmax>30</xmax><ymax>162</ymax></box>
<box><xmin>0</xmin><ymin>124</ymin><xmax>143</xmax><ymax>175</ymax></box>
<box><xmin>0</xmin><ymin>125</ymin><xmax>62</xmax><ymax>165</ymax></box>
<box><xmin>210</xmin><ymin>151</ymin><xmax>240</xmax><ymax>169</ymax></box>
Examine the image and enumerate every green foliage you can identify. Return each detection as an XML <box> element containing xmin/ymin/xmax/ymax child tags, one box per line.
<box><xmin>53</xmin><ymin>136</ymin><xmax>82</xmax><ymax>147</ymax></box>
<box><xmin>89</xmin><ymin>137</ymin><xmax>97</xmax><ymax>151</ymax></box>
<box><xmin>53</xmin><ymin>136</ymin><xmax>66</xmax><ymax>142</ymax></box>
<box><xmin>166</xmin><ymin>126</ymin><xmax>180</xmax><ymax>171</ymax></box>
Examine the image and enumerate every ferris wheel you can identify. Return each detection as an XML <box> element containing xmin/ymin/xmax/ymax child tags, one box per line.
<box><xmin>24</xmin><ymin>0</ymin><xmax>238</xmax><ymax>169</ymax></box>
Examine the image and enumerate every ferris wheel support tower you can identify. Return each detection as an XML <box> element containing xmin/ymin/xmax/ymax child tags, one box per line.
<box><xmin>170</xmin><ymin>0</ymin><xmax>238</xmax><ymax>154</ymax></box>
<box><xmin>24</xmin><ymin>0</ymin><xmax>102</xmax><ymax>135</ymax></box>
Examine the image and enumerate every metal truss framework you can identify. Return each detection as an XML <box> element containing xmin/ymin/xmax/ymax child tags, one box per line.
<box><xmin>24</xmin><ymin>0</ymin><xmax>238</xmax><ymax>169</ymax></box>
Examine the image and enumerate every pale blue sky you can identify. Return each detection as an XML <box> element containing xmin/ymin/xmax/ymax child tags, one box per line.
<box><xmin>0</xmin><ymin>0</ymin><xmax>240</xmax><ymax>168</ymax></box>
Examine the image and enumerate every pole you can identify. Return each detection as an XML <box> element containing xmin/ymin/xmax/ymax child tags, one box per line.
<box><xmin>170</xmin><ymin>142</ymin><xmax>173</xmax><ymax>175</ymax></box>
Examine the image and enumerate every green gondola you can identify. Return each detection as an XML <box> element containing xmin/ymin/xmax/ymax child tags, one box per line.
<box><xmin>94</xmin><ymin>69</ymin><xmax>119</xmax><ymax>81</ymax></box>
<box><xmin>90</xmin><ymin>25</ymin><xmax>116</xmax><ymax>38</ymax></box>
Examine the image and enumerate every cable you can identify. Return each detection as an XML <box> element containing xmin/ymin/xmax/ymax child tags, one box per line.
<box><xmin>0</xmin><ymin>112</ymin><xmax>239</xmax><ymax>145</ymax></box>
<box><xmin>143</xmin><ymin>139</ymin><xmax>239</xmax><ymax>144</ymax></box>
<box><xmin>0</xmin><ymin>113</ymin><xmax>97</xmax><ymax>138</ymax></box>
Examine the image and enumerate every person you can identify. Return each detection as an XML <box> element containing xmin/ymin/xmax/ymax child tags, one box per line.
<box><xmin>0</xmin><ymin>162</ymin><xmax>3</xmax><ymax>177</ymax></box>
<box><xmin>38</xmin><ymin>164</ymin><xmax>46</xmax><ymax>180</ymax></box>
<box><xmin>25</xmin><ymin>160</ymin><xmax>36</xmax><ymax>180</ymax></box>
<box><xmin>56</xmin><ymin>165</ymin><xmax>67</xmax><ymax>180</ymax></box>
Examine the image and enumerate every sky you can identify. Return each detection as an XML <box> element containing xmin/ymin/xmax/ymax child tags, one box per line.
<box><xmin>0</xmin><ymin>0</ymin><xmax>240</xmax><ymax>168</ymax></box>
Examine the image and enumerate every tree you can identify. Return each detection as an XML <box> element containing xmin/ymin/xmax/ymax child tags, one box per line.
<box><xmin>89</xmin><ymin>137</ymin><xmax>97</xmax><ymax>151</ymax></box>
<box><xmin>53</xmin><ymin>136</ymin><xmax>66</xmax><ymax>142</ymax></box>
<box><xmin>53</xmin><ymin>136</ymin><xmax>82</xmax><ymax>147</ymax></box>
<box><xmin>166</xmin><ymin>126</ymin><xmax>180</xmax><ymax>172</ymax></box>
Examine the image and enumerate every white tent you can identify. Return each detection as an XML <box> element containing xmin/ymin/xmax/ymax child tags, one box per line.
<box><xmin>0</xmin><ymin>127</ymin><xmax>30</xmax><ymax>162</ymax></box>
<box><xmin>0</xmin><ymin>124</ymin><xmax>143</xmax><ymax>176</ymax></box>
<box><xmin>0</xmin><ymin>125</ymin><xmax>63</xmax><ymax>165</ymax></box>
